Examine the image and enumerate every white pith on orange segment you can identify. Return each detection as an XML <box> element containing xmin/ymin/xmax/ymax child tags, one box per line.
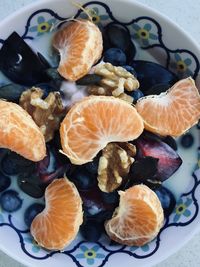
<box><xmin>105</xmin><ymin>184</ymin><xmax>164</xmax><ymax>246</ymax></box>
<box><xmin>0</xmin><ymin>99</ymin><xmax>46</xmax><ymax>161</ymax></box>
<box><xmin>30</xmin><ymin>178</ymin><xmax>83</xmax><ymax>250</ymax></box>
<box><xmin>53</xmin><ymin>19</ymin><xmax>103</xmax><ymax>81</ymax></box>
<box><xmin>136</xmin><ymin>77</ymin><xmax>200</xmax><ymax>137</ymax></box>
<box><xmin>60</xmin><ymin>96</ymin><xmax>144</xmax><ymax>165</ymax></box>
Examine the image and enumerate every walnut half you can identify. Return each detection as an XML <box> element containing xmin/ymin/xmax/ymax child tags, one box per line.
<box><xmin>97</xmin><ymin>142</ymin><xmax>136</xmax><ymax>192</ymax></box>
<box><xmin>88</xmin><ymin>63</ymin><xmax>140</xmax><ymax>103</ymax></box>
<box><xmin>20</xmin><ymin>87</ymin><xmax>66</xmax><ymax>142</ymax></box>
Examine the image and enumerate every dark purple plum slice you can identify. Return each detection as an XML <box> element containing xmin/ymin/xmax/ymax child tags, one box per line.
<box><xmin>0</xmin><ymin>32</ymin><xmax>50</xmax><ymax>86</ymax></box>
<box><xmin>130</xmin><ymin>156</ymin><xmax>159</xmax><ymax>182</ymax></box>
<box><xmin>135</xmin><ymin>136</ymin><xmax>182</xmax><ymax>181</ymax></box>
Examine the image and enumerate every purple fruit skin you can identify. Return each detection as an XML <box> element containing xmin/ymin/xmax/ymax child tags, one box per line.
<box><xmin>136</xmin><ymin>137</ymin><xmax>182</xmax><ymax>181</ymax></box>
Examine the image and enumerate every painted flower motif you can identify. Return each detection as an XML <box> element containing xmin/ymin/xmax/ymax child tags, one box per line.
<box><xmin>24</xmin><ymin>237</ymin><xmax>41</xmax><ymax>253</ymax></box>
<box><xmin>76</xmin><ymin>244</ymin><xmax>105</xmax><ymax>265</ymax></box>
<box><xmin>29</xmin><ymin>16</ymin><xmax>56</xmax><ymax>36</ymax></box>
<box><xmin>170</xmin><ymin>53</ymin><xmax>193</xmax><ymax>77</ymax></box>
<box><xmin>173</xmin><ymin>198</ymin><xmax>193</xmax><ymax>222</ymax></box>
<box><xmin>132</xmin><ymin>23</ymin><xmax>158</xmax><ymax>46</ymax></box>
<box><xmin>130</xmin><ymin>243</ymin><xmax>150</xmax><ymax>252</ymax></box>
<box><xmin>79</xmin><ymin>7</ymin><xmax>109</xmax><ymax>26</ymax></box>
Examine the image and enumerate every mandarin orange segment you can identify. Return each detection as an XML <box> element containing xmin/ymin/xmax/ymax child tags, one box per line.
<box><xmin>0</xmin><ymin>100</ymin><xmax>46</xmax><ymax>161</ymax></box>
<box><xmin>105</xmin><ymin>184</ymin><xmax>164</xmax><ymax>246</ymax></box>
<box><xmin>60</xmin><ymin>96</ymin><xmax>144</xmax><ymax>165</ymax></box>
<box><xmin>30</xmin><ymin>178</ymin><xmax>83</xmax><ymax>250</ymax></box>
<box><xmin>53</xmin><ymin>19</ymin><xmax>103</xmax><ymax>81</ymax></box>
<box><xmin>136</xmin><ymin>77</ymin><xmax>200</xmax><ymax>137</ymax></box>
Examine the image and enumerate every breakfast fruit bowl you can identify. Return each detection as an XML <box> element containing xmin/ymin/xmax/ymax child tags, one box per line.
<box><xmin>0</xmin><ymin>0</ymin><xmax>199</xmax><ymax>267</ymax></box>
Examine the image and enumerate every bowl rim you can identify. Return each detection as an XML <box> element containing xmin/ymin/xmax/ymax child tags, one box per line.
<box><xmin>0</xmin><ymin>0</ymin><xmax>199</xmax><ymax>267</ymax></box>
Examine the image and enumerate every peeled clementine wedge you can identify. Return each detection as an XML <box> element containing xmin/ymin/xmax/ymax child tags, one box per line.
<box><xmin>0</xmin><ymin>100</ymin><xmax>46</xmax><ymax>161</ymax></box>
<box><xmin>136</xmin><ymin>77</ymin><xmax>200</xmax><ymax>137</ymax></box>
<box><xmin>53</xmin><ymin>19</ymin><xmax>103</xmax><ymax>81</ymax></box>
<box><xmin>31</xmin><ymin>178</ymin><xmax>83</xmax><ymax>250</ymax></box>
<box><xmin>105</xmin><ymin>184</ymin><xmax>164</xmax><ymax>246</ymax></box>
<box><xmin>60</xmin><ymin>96</ymin><xmax>144</xmax><ymax>165</ymax></box>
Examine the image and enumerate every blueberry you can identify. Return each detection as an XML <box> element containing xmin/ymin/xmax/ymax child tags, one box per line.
<box><xmin>70</xmin><ymin>168</ymin><xmax>96</xmax><ymax>190</ymax></box>
<box><xmin>0</xmin><ymin>151</ymin><xmax>35</xmax><ymax>176</ymax></box>
<box><xmin>122</xmin><ymin>65</ymin><xmax>137</xmax><ymax>77</ymax></box>
<box><xmin>131</xmin><ymin>60</ymin><xmax>178</xmax><ymax>94</ymax></box>
<box><xmin>0</xmin><ymin>190</ymin><xmax>23</xmax><ymax>212</ymax></box>
<box><xmin>103</xmin><ymin>24</ymin><xmax>136</xmax><ymax>62</ymax></box>
<box><xmin>101</xmin><ymin>191</ymin><xmax>119</xmax><ymax>205</ymax></box>
<box><xmin>104</xmin><ymin>48</ymin><xmax>126</xmax><ymax>66</ymax></box>
<box><xmin>80</xmin><ymin>219</ymin><xmax>104</xmax><ymax>242</ymax></box>
<box><xmin>129</xmin><ymin>89</ymin><xmax>144</xmax><ymax>102</ymax></box>
<box><xmin>180</xmin><ymin>133</ymin><xmax>194</xmax><ymax>148</ymax></box>
<box><xmin>24</xmin><ymin>203</ymin><xmax>45</xmax><ymax>227</ymax></box>
<box><xmin>154</xmin><ymin>186</ymin><xmax>176</xmax><ymax>217</ymax></box>
<box><xmin>0</xmin><ymin>172</ymin><xmax>11</xmax><ymax>192</ymax></box>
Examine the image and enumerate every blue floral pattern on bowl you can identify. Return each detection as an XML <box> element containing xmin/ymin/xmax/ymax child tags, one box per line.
<box><xmin>24</xmin><ymin>236</ymin><xmax>41</xmax><ymax>253</ymax></box>
<box><xmin>74</xmin><ymin>244</ymin><xmax>106</xmax><ymax>265</ymax></box>
<box><xmin>169</xmin><ymin>52</ymin><xmax>194</xmax><ymax>78</ymax></box>
<box><xmin>130</xmin><ymin>243</ymin><xmax>150</xmax><ymax>253</ymax></box>
<box><xmin>28</xmin><ymin>16</ymin><xmax>56</xmax><ymax>36</ymax></box>
<box><xmin>79</xmin><ymin>7</ymin><xmax>109</xmax><ymax>27</ymax></box>
<box><xmin>0</xmin><ymin>1</ymin><xmax>199</xmax><ymax>267</ymax></box>
<box><xmin>131</xmin><ymin>21</ymin><xmax>158</xmax><ymax>47</ymax></box>
<box><xmin>173</xmin><ymin>198</ymin><xmax>193</xmax><ymax>222</ymax></box>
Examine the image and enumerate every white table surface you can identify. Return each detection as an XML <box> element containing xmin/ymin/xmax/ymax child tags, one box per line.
<box><xmin>0</xmin><ymin>0</ymin><xmax>200</xmax><ymax>266</ymax></box>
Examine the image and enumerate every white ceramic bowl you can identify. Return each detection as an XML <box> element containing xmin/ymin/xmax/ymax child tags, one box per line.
<box><xmin>0</xmin><ymin>0</ymin><xmax>199</xmax><ymax>267</ymax></box>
